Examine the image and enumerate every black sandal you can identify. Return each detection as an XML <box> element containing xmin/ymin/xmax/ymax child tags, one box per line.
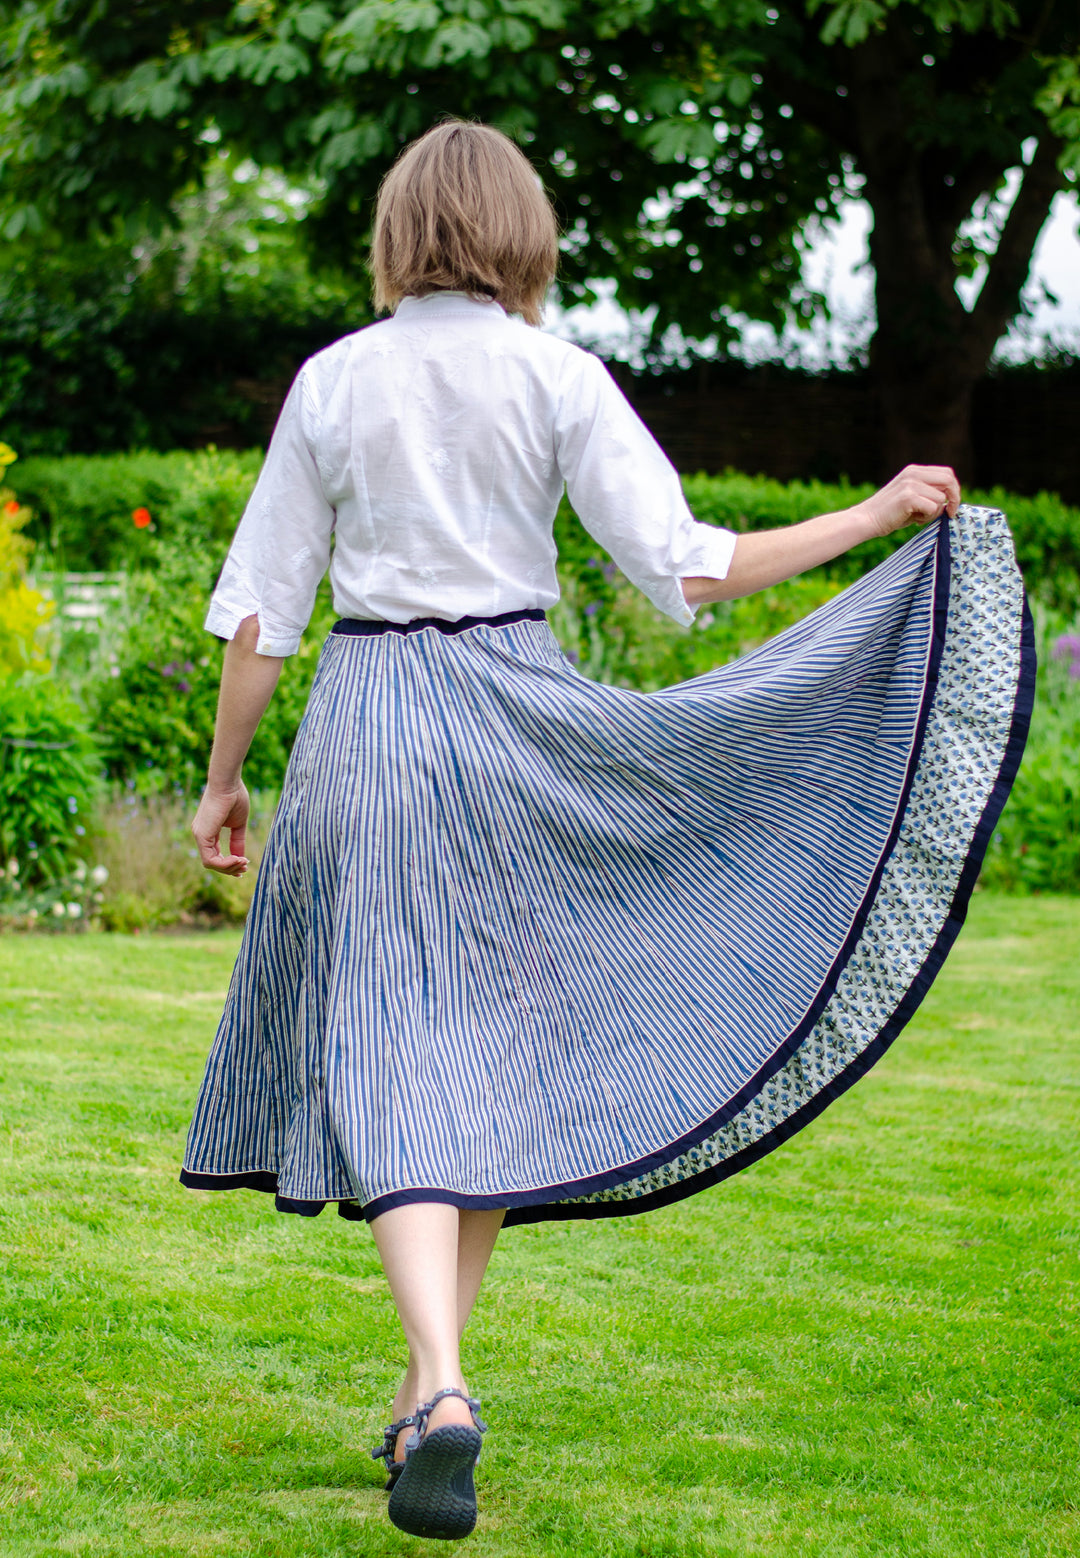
<box><xmin>386</xmin><ymin>1387</ymin><xmax>487</xmax><ymax>1541</ymax></box>
<box><xmin>370</xmin><ymin>1411</ymin><xmax>417</xmax><ymax>1491</ymax></box>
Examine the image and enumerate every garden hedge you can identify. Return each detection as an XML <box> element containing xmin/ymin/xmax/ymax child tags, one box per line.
<box><xmin>3</xmin><ymin>447</ymin><xmax>1077</xmax><ymax>902</ymax></box>
<box><xmin>17</xmin><ymin>449</ymin><xmax>1080</xmax><ymax>612</ymax></box>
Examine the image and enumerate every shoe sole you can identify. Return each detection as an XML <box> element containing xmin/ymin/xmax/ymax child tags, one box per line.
<box><xmin>387</xmin><ymin>1425</ymin><xmax>482</xmax><ymax>1540</ymax></box>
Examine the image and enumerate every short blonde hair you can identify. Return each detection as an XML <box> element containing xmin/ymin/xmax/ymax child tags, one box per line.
<box><xmin>371</xmin><ymin>121</ymin><xmax>558</xmax><ymax>327</ymax></box>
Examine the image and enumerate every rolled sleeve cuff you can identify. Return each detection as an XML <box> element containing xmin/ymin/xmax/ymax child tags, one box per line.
<box><xmin>204</xmin><ymin>597</ymin><xmax>302</xmax><ymax>658</ymax></box>
<box><xmin>652</xmin><ymin>525</ymin><xmax>739</xmax><ymax>626</ymax></box>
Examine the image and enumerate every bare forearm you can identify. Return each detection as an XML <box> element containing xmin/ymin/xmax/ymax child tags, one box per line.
<box><xmin>683</xmin><ymin>506</ymin><xmax>874</xmax><ymax>606</ymax></box>
<box><xmin>206</xmin><ymin>615</ymin><xmax>285</xmax><ymax>789</ymax></box>
<box><xmin>681</xmin><ymin>465</ymin><xmax>962</xmax><ymax>609</ymax></box>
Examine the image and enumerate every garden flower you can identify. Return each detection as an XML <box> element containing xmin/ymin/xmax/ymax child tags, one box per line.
<box><xmin>1051</xmin><ymin>634</ymin><xmax>1080</xmax><ymax>678</ymax></box>
<box><xmin>6</xmin><ymin>858</ymin><xmax>17</xmax><ymax>877</ymax></box>
<box><xmin>178</xmin><ymin>679</ymin><xmax>190</xmax><ymax>693</ymax></box>
<box><xmin>90</xmin><ymin>864</ymin><xmax>109</xmax><ymax>886</ymax></box>
<box><xmin>66</xmin><ymin>902</ymin><xmax>82</xmax><ymax>918</ymax></box>
<box><xmin>132</xmin><ymin>506</ymin><xmax>152</xmax><ymax>529</ymax></box>
<box><xmin>73</xmin><ymin>859</ymin><xmax>87</xmax><ymax>881</ymax></box>
<box><xmin>51</xmin><ymin>901</ymin><xmax>65</xmax><ymax>917</ymax></box>
<box><xmin>4</xmin><ymin>500</ymin><xmax>19</xmax><ymax>517</ymax></box>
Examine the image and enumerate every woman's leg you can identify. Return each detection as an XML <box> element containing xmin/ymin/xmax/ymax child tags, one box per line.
<box><xmin>373</xmin><ymin>1204</ymin><xmax>504</xmax><ymax>1440</ymax></box>
<box><xmin>456</xmin><ymin>1208</ymin><xmax>506</xmax><ymax>1338</ymax></box>
<box><xmin>378</xmin><ymin>1202</ymin><xmax>504</xmax><ymax>1445</ymax></box>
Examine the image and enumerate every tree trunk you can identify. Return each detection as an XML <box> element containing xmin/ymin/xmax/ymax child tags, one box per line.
<box><xmin>845</xmin><ymin>26</ymin><xmax>1067</xmax><ymax>483</ymax></box>
<box><xmin>871</xmin><ymin>335</ymin><xmax>981</xmax><ymax>478</ymax></box>
<box><xmin>867</xmin><ymin>221</ymin><xmax>983</xmax><ymax>478</ymax></box>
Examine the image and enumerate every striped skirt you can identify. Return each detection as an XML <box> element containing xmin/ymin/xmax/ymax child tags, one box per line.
<box><xmin>181</xmin><ymin>504</ymin><xmax>1034</xmax><ymax>1225</ymax></box>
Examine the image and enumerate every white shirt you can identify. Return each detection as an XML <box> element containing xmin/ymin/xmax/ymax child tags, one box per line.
<box><xmin>206</xmin><ymin>292</ymin><xmax>737</xmax><ymax>655</ymax></box>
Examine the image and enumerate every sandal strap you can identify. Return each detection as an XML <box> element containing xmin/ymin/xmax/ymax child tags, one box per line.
<box><xmin>370</xmin><ymin>1411</ymin><xmax>417</xmax><ymax>1466</ymax></box>
<box><xmin>403</xmin><ymin>1387</ymin><xmax>487</xmax><ymax>1454</ymax></box>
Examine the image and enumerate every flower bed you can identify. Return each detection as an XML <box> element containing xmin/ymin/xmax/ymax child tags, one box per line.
<box><xmin>1</xmin><ymin>443</ymin><xmax>1077</xmax><ymax>921</ymax></box>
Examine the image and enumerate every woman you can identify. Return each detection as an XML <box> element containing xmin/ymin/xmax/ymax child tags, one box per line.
<box><xmin>183</xmin><ymin>121</ymin><xmax>1033</xmax><ymax>1541</ymax></box>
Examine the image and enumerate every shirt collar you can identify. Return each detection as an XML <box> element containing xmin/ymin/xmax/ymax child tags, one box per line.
<box><xmin>393</xmin><ymin>292</ymin><xmax>508</xmax><ymax>320</ymax></box>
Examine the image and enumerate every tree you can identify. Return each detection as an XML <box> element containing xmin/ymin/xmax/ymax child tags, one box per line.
<box><xmin>0</xmin><ymin>154</ymin><xmax>362</xmax><ymax>452</ymax></box>
<box><xmin>1</xmin><ymin>0</ymin><xmax>1077</xmax><ymax>474</ymax></box>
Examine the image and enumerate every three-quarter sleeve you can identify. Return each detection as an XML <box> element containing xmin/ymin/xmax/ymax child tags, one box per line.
<box><xmin>205</xmin><ymin>367</ymin><xmax>335</xmax><ymax>656</ymax></box>
<box><xmin>554</xmin><ymin>350</ymin><xmax>737</xmax><ymax>626</ymax></box>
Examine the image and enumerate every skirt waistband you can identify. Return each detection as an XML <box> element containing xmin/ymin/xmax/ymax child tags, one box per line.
<box><xmin>330</xmin><ymin>608</ymin><xmax>547</xmax><ymax>638</ymax></box>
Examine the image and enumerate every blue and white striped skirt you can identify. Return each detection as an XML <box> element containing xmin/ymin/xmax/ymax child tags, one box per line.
<box><xmin>181</xmin><ymin>505</ymin><xmax>1034</xmax><ymax>1225</ymax></box>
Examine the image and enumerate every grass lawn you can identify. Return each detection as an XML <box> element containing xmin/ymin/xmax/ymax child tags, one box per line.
<box><xmin>0</xmin><ymin>893</ymin><xmax>1077</xmax><ymax>1558</ymax></box>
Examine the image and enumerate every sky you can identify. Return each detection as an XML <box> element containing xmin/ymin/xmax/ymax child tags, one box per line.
<box><xmin>547</xmin><ymin>183</ymin><xmax>1080</xmax><ymax>369</ymax></box>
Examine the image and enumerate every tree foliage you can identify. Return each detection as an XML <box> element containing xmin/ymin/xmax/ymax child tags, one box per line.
<box><xmin>1</xmin><ymin>1</ymin><xmax>1078</xmax><ymax>465</ymax></box>
<box><xmin>0</xmin><ymin>155</ymin><xmax>362</xmax><ymax>452</ymax></box>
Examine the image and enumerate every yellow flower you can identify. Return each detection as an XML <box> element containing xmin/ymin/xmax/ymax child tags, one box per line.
<box><xmin>0</xmin><ymin>443</ymin><xmax>17</xmax><ymax>467</ymax></box>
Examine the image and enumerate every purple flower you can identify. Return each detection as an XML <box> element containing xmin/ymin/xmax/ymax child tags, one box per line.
<box><xmin>177</xmin><ymin>679</ymin><xmax>190</xmax><ymax>693</ymax></box>
<box><xmin>567</xmin><ymin>649</ymin><xmax>580</xmax><ymax>663</ymax></box>
<box><xmin>584</xmin><ymin>602</ymin><xmax>599</xmax><ymax>617</ymax></box>
<box><xmin>162</xmin><ymin>661</ymin><xmax>178</xmax><ymax>677</ymax></box>
<box><xmin>603</xmin><ymin>563</ymin><xmax>617</xmax><ymax>580</ymax></box>
<box><xmin>182</xmin><ymin>660</ymin><xmax>195</xmax><ymax>673</ymax></box>
<box><xmin>1052</xmin><ymin>634</ymin><xmax>1080</xmax><ymax>661</ymax></box>
<box><xmin>586</xmin><ymin>557</ymin><xmax>600</xmax><ymax>569</ymax></box>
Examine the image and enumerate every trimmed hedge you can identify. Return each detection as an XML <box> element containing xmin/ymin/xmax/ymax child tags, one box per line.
<box><xmin>17</xmin><ymin>447</ymin><xmax>262</xmax><ymax>571</ymax></box>
<box><xmin>18</xmin><ymin>450</ymin><xmax>1080</xmax><ymax>612</ymax></box>
<box><xmin>15</xmin><ymin>448</ymin><xmax>1080</xmax><ymax>896</ymax></box>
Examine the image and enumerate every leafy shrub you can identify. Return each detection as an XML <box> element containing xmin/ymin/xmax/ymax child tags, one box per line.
<box><xmin>979</xmin><ymin>613</ymin><xmax>1080</xmax><ymax>893</ymax></box>
<box><xmin>17</xmin><ymin>446</ymin><xmax>262</xmax><ymax>571</ymax></box>
<box><xmin>0</xmin><ymin>855</ymin><xmax>110</xmax><ymax>933</ymax></box>
<box><xmin>0</xmin><ymin>442</ymin><xmax>54</xmax><ymax>671</ymax></box>
<box><xmin>679</xmin><ymin>472</ymin><xmax>1080</xmax><ymax>608</ymax></box>
<box><xmin>21</xmin><ymin>451</ymin><xmax>1080</xmax><ymax>608</ymax></box>
<box><xmin>90</xmin><ymin>789</ymin><xmax>274</xmax><ymax>931</ymax></box>
<box><xmin>0</xmin><ymin>171</ymin><xmax>363</xmax><ymax>459</ymax></box>
<box><xmin>0</xmin><ymin>673</ymin><xmax>100</xmax><ymax>887</ymax></box>
<box><xmin>88</xmin><ymin>531</ymin><xmax>337</xmax><ymax>794</ymax></box>
<box><xmin>17</xmin><ymin>446</ymin><xmax>1080</xmax><ymax>905</ymax></box>
<box><xmin>549</xmin><ymin>557</ymin><xmax>842</xmax><ymax>690</ymax></box>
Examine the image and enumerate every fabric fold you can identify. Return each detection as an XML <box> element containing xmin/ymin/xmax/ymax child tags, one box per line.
<box><xmin>181</xmin><ymin>505</ymin><xmax>1033</xmax><ymax>1227</ymax></box>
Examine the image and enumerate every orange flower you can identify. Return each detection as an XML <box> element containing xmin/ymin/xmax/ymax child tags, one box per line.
<box><xmin>132</xmin><ymin>507</ymin><xmax>152</xmax><ymax>529</ymax></box>
<box><xmin>3</xmin><ymin>500</ymin><xmax>19</xmax><ymax>516</ymax></box>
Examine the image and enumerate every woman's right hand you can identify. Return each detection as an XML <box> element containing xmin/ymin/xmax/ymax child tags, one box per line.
<box><xmin>192</xmin><ymin>780</ymin><xmax>251</xmax><ymax>875</ymax></box>
<box><xmin>853</xmin><ymin>464</ymin><xmax>962</xmax><ymax>539</ymax></box>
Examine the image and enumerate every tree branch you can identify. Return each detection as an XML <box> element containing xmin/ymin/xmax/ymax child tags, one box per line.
<box><xmin>969</xmin><ymin>130</ymin><xmax>1067</xmax><ymax>366</ymax></box>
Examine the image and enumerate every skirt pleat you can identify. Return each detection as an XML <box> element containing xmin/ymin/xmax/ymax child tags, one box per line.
<box><xmin>181</xmin><ymin>505</ymin><xmax>1035</xmax><ymax>1224</ymax></box>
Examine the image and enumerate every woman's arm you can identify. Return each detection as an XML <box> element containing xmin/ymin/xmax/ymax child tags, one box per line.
<box><xmin>681</xmin><ymin>464</ymin><xmax>961</xmax><ymax>608</ymax></box>
<box><xmin>191</xmin><ymin>614</ymin><xmax>285</xmax><ymax>875</ymax></box>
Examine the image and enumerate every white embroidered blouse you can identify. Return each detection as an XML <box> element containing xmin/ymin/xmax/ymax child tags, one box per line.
<box><xmin>205</xmin><ymin>291</ymin><xmax>738</xmax><ymax>656</ymax></box>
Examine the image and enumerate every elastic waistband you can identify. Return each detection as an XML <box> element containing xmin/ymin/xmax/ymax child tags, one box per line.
<box><xmin>330</xmin><ymin>608</ymin><xmax>547</xmax><ymax>638</ymax></box>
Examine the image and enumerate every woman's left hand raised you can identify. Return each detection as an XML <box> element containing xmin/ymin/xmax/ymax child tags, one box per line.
<box><xmin>192</xmin><ymin>781</ymin><xmax>251</xmax><ymax>875</ymax></box>
<box><xmin>855</xmin><ymin>465</ymin><xmax>961</xmax><ymax>539</ymax></box>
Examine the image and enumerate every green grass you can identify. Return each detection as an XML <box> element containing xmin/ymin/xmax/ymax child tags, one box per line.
<box><xmin>1</xmin><ymin>895</ymin><xmax>1078</xmax><ymax>1557</ymax></box>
